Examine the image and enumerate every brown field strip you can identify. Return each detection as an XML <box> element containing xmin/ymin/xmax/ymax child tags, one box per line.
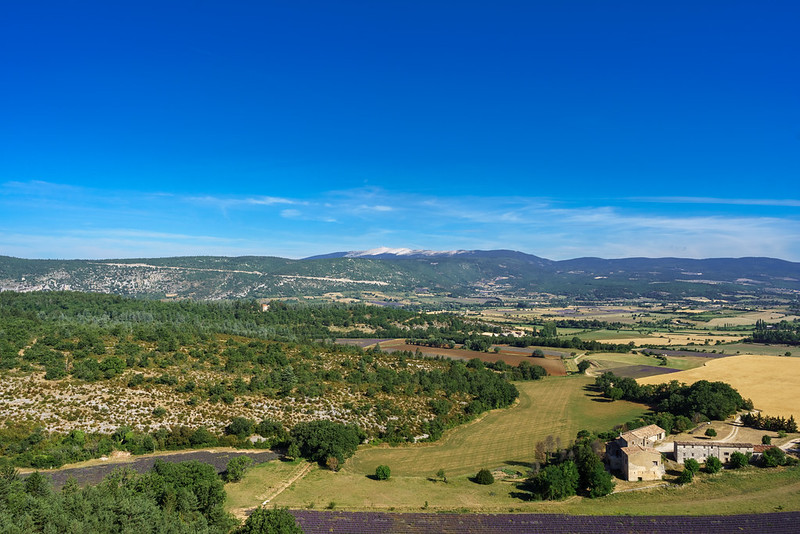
<box><xmin>379</xmin><ymin>340</ymin><xmax>567</xmax><ymax>376</ymax></box>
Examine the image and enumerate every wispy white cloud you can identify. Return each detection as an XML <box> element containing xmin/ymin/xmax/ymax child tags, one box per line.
<box><xmin>1</xmin><ymin>181</ymin><xmax>798</xmax><ymax>261</ymax></box>
<box><xmin>629</xmin><ymin>196</ymin><xmax>800</xmax><ymax>207</ymax></box>
<box><xmin>186</xmin><ymin>194</ymin><xmax>302</xmax><ymax>210</ymax></box>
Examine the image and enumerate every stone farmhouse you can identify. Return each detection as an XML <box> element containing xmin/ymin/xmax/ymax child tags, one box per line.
<box><xmin>674</xmin><ymin>441</ymin><xmax>769</xmax><ymax>464</ymax></box>
<box><xmin>606</xmin><ymin>424</ymin><xmax>666</xmax><ymax>481</ymax></box>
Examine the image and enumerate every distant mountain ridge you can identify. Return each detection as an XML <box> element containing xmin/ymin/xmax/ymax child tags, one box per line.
<box><xmin>0</xmin><ymin>250</ymin><xmax>798</xmax><ymax>302</ymax></box>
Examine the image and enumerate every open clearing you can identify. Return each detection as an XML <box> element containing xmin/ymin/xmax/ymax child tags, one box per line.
<box><xmin>345</xmin><ymin>377</ymin><xmax>645</xmax><ymax>478</ymax></box>
<box><xmin>638</xmin><ymin>355</ymin><xmax>800</xmax><ymax>418</ymax></box>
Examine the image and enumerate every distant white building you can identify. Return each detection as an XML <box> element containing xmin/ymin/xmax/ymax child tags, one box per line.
<box><xmin>674</xmin><ymin>441</ymin><xmax>766</xmax><ymax>464</ymax></box>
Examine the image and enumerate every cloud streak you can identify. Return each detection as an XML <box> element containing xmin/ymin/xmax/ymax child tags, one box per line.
<box><xmin>1</xmin><ymin>181</ymin><xmax>798</xmax><ymax>261</ymax></box>
<box><xmin>629</xmin><ymin>196</ymin><xmax>800</xmax><ymax>207</ymax></box>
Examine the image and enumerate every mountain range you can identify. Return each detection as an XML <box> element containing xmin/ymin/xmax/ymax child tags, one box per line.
<box><xmin>1</xmin><ymin>250</ymin><xmax>798</xmax><ymax>302</ymax></box>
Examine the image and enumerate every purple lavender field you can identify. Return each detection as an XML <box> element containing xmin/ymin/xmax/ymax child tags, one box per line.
<box><xmin>292</xmin><ymin>510</ymin><xmax>800</xmax><ymax>534</ymax></box>
<box><xmin>607</xmin><ymin>364</ymin><xmax>683</xmax><ymax>379</ymax></box>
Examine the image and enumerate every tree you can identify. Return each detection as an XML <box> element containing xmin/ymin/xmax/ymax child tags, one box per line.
<box><xmin>762</xmin><ymin>435</ymin><xmax>772</xmax><ymax>445</ymax></box>
<box><xmin>729</xmin><ymin>451</ymin><xmax>750</xmax><ymax>469</ymax></box>
<box><xmin>531</xmin><ymin>461</ymin><xmax>579</xmax><ymax>500</ymax></box>
<box><xmin>607</xmin><ymin>387</ymin><xmax>623</xmax><ymax>401</ymax></box>
<box><xmin>577</xmin><ymin>360</ymin><xmax>591</xmax><ymax>374</ymax></box>
<box><xmin>705</xmin><ymin>456</ymin><xmax>722</xmax><ymax>474</ymax></box>
<box><xmin>684</xmin><ymin>458</ymin><xmax>700</xmax><ymax>475</ymax></box>
<box><xmin>704</xmin><ymin>428</ymin><xmax>717</xmax><ymax>437</ymax></box>
<box><xmin>226</xmin><ymin>455</ymin><xmax>254</xmax><ymax>482</ymax></box>
<box><xmin>375</xmin><ymin>465</ymin><xmax>391</xmax><ymax>480</ymax></box>
<box><xmin>286</xmin><ymin>442</ymin><xmax>301</xmax><ymax>460</ymax></box>
<box><xmin>474</xmin><ymin>468</ymin><xmax>494</xmax><ymax>485</ymax></box>
<box><xmin>226</xmin><ymin>417</ymin><xmax>255</xmax><ymax>439</ymax></box>
<box><xmin>234</xmin><ymin>506</ymin><xmax>304</xmax><ymax>534</ymax></box>
<box><xmin>532</xmin><ymin>349</ymin><xmax>545</xmax><ymax>358</ymax></box>
<box><xmin>24</xmin><ymin>471</ymin><xmax>51</xmax><ymax>497</ymax></box>
<box><xmin>761</xmin><ymin>447</ymin><xmax>786</xmax><ymax>467</ymax></box>
<box><xmin>586</xmin><ymin>463</ymin><xmax>615</xmax><ymax>498</ymax></box>
<box><xmin>291</xmin><ymin>421</ymin><xmax>365</xmax><ymax>465</ymax></box>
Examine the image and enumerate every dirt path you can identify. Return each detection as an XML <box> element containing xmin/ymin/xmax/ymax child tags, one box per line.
<box><xmin>232</xmin><ymin>461</ymin><xmax>314</xmax><ymax>519</ymax></box>
<box><xmin>719</xmin><ymin>417</ymin><xmax>742</xmax><ymax>443</ymax></box>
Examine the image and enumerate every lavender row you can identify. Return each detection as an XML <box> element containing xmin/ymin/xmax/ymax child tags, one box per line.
<box><xmin>292</xmin><ymin>510</ymin><xmax>800</xmax><ymax>534</ymax></box>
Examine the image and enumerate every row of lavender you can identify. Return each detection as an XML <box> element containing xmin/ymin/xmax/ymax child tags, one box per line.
<box><xmin>292</xmin><ymin>510</ymin><xmax>800</xmax><ymax>534</ymax></box>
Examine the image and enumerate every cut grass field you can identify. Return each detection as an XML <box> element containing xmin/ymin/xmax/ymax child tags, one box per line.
<box><xmin>586</xmin><ymin>352</ymin><xmax>708</xmax><ymax>372</ymax></box>
<box><xmin>346</xmin><ymin>377</ymin><xmax>646</xmax><ymax>478</ymax></box>
<box><xmin>638</xmin><ymin>354</ymin><xmax>800</xmax><ymax>418</ymax></box>
<box><xmin>723</xmin><ymin>343</ymin><xmax>797</xmax><ymax>357</ymax></box>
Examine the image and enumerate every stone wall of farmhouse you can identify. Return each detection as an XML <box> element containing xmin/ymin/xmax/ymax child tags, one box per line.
<box><xmin>625</xmin><ymin>450</ymin><xmax>664</xmax><ymax>481</ymax></box>
<box><xmin>674</xmin><ymin>442</ymin><xmax>753</xmax><ymax>464</ymax></box>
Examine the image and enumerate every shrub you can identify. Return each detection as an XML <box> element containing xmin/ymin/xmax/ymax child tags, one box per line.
<box><xmin>475</xmin><ymin>468</ymin><xmax>494</xmax><ymax>485</ymax></box>
<box><xmin>677</xmin><ymin>468</ymin><xmax>693</xmax><ymax>485</ymax></box>
<box><xmin>704</xmin><ymin>428</ymin><xmax>717</xmax><ymax>437</ymax></box>
<box><xmin>234</xmin><ymin>506</ymin><xmax>303</xmax><ymax>534</ymax></box>
<box><xmin>152</xmin><ymin>406</ymin><xmax>166</xmax><ymax>418</ymax></box>
<box><xmin>375</xmin><ymin>465</ymin><xmax>391</xmax><ymax>480</ymax></box>
<box><xmin>762</xmin><ymin>435</ymin><xmax>772</xmax><ymax>445</ymax></box>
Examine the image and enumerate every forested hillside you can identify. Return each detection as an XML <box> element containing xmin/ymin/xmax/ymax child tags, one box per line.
<box><xmin>2</xmin><ymin>252</ymin><xmax>797</xmax><ymax>301</ymax></box>
<box><xmin>0</xmin><ymin>292</ymin><xmax>535</xmax><ymax>470</ymax></box>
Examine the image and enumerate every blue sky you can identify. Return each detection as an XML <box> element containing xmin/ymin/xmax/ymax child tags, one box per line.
<box><xmin>2</xmin><ymin>1</ymin><xmax>799</xmax><ymax>260</ymax></box>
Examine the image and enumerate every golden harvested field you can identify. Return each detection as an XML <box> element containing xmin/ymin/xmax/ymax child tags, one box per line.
<box><xmin>638</xmin><ymin>355</ymin><xmax>800</xmax><ymax>418</ymax></box>
<box><xmin>588</xmin><ymin>333</ymin><xmax>746</xmax><ymax>346</ymax></box>
<box><xmin>705</xmin><ymin>310</ymin><xmax>799</xmax><ymax>327</ymax></box>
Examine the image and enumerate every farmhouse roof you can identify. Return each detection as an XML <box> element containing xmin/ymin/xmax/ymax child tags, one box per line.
<box><xmin>620</xmin><ymin>444</ymin><xmax>660</xmax><ymax>455</ymax></box>
<box><xmin>673</xmin><ymin>441</ymin><xmax>755</xmax><ymax>448</ymax></box>
<box><xmin>621</xmin><ymin>424</ymin><xmax>665</xmax><ymax>441</ymax></box>
<box><xmin>753</xmin><ymin>444</ymin><xmax>772</xmax><ymax>453</ymax></box>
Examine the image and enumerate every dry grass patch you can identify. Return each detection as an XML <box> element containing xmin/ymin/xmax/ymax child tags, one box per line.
<box><xmin>638</xmin><ymin>355</ymin><xmax>800</xmax><ymax>418</ymax></box>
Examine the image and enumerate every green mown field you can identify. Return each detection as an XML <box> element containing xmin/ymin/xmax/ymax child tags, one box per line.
<box><xmin>348</xmin><ymin>376</ymin><xmax>645</xmax><ymax>477</ymax></box>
